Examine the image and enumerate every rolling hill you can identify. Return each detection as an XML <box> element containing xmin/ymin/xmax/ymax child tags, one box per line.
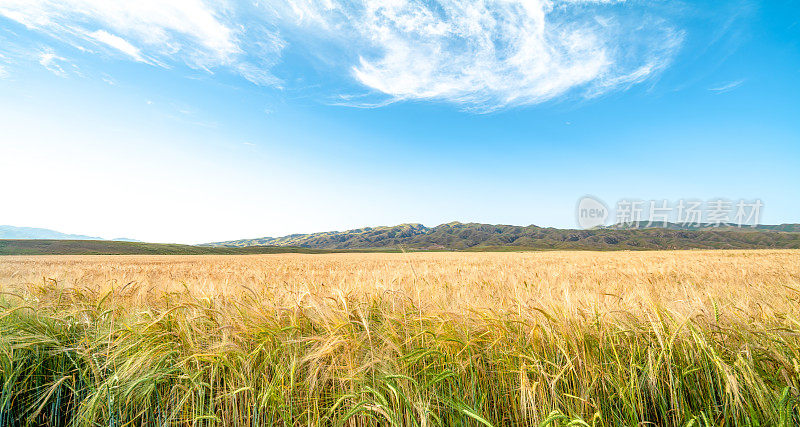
<box><xmin>204</xmin><ymin>221</ymin><xmax>800</xmax><ymax>251</ymax></box>
<box><xmin>0</xmin><ymin>240</ymin><xmax>348</xmax><ymax>255</ymax></box>
<box><xmin>4</xmin><ymin>222</ymin><xmax>800</xmax><ymax>255</ymax></box>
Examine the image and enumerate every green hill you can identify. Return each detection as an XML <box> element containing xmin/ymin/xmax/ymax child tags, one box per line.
<box><xmin>0</xmin><ymin>240</ymin><xmax>342</xmax><ymax>255</ymax></box>
<box><xmin>204</xmin><ymin>222</ymin><xmax>800</xmax><ymax>251</ymax></box>
<box><xmin>4</xmin><ymin>222</ymin><xmax>800</xmax><ymax>255</ymax></box>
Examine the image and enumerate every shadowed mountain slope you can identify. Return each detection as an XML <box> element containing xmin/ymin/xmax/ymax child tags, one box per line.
<box><xmin>204</xmin><ymin>222</ymin><xmax>800</xmax><ymax>250</ymax></box>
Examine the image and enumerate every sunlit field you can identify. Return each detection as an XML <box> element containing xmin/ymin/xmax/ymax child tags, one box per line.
<box><xmin>1</xmin><ymin>250</ymin><xmax>799</xmax><ymax>425</ymax></box>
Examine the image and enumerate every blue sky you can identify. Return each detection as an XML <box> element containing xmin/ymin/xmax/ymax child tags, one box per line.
<box><xmin>0</xmin><ymin>0</ymin><xmax>798</xmax><ymax>244</ymax></box>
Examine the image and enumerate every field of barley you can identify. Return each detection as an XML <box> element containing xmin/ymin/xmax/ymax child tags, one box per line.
<box><xmin>0</xmin><ymin>250</ymin><xmax>799</xmax><ymax>426</ymax></box>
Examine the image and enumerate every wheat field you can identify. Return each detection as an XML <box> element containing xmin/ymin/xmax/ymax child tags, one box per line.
<box><xmin>1</xmin><ymin>250</ymin><xmax>799</xmax><ymax>425</ymax></box>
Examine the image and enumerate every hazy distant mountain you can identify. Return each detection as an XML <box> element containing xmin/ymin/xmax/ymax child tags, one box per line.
<box><xmin>0</xmin><ymin>226</ymin><xmax>140</xmax><ymax>242</ymax></box>
<box><xmin>606</xmin><ymin>221</ymin><xmax>800</xmax><ymax>232</ymax></box>
<box><xmin>0</xmin><ymin>225</ymin><xmax>102</xmax><ymax>240</ymax></box>
<box><xmin>204</xmin><ymin>221</ymin><xmax>800</xmax><ymax>251</ymax></box>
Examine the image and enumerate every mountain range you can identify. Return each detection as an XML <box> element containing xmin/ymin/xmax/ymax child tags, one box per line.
<box><xmin>0</xmin><ymin>225</ymin><xmax>140</xmax><ymax>242</ymax></box>
<box><xmin>203</xmin><ymin>221</ymin><xmax>800</xmax><ymax>251</ymax></box>
<box><xmin>4</xmin><ymin>222</ymin><xmax>800</xmax><ymax>253</ymax></box>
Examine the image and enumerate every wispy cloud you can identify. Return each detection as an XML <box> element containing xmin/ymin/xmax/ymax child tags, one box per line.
<box><xmin>278</xmin><ymin>0</ymin><xmax>685</xmax><ymax>111</ymax></box>
<box><xmin>709</xmin><ymin>79</ymin><xmax>745</xmax><ymax>93</ymax></box>
<box><xmin>0</xmin><ymin>0</ymin><xmax>240</xmax><ymax>61</ymax></box>
<box><xmin>38</xmin><ymin>49</ymin><xmax>70</xmax><ymax>77</ymax></box>
<box><xmin>1</xmin><ymin>0</ymin><xmax>686</xmax><ymax>111</ymax></box>
<box><xmin>0</xmin><ymin>0</ymin><xmax>283</xmax><ymax>84</ymax></box>
<box><xmin>0</xmin><ymin>52</ymin><xmax>8</xmax><ymax>78</ymax></box>
<box><xmin>88</xmin><ymin>30</ymin><xmax>146</xmax><ymax>63</ymax></box>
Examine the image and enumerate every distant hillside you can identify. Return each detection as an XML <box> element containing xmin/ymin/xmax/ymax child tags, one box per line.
<box><xmin>0</xmin><ymin>225</ymin><xmax>142</xmax><ymax>242</ymax></box>
<box><xmin>204</xmin><ymin>222</ymin><xmax>800</xmax><ymax>251</ymax></box>
<box><xmin>0</xmin><ymin>225</ymin><xmax>102</xmax><ymax>240</ymax></box>
<box><xmin>5</xmin><ymin>222</ymin><xmax>799</xmax><ymax>255</ymax></box>
<box><xmin>0</xmin><ymin>240</ymin><xmax>356</xmax><ymax>255</ymax></box>
<box><xmin>607</xmin><ymin>221</ymin><xmax>800</xmax><ymax>232</ymax></box>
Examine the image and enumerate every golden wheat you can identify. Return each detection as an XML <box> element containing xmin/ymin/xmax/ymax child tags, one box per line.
<box><xmin>0</xmin><ymin>250</ymin><xmax>798</xmax><ymax>425</ymax></box>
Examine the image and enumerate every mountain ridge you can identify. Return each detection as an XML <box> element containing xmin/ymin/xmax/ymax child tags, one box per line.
<box><xmin>202</xmin><ymin>221</ymin><xmax>800</xmax><ymax>250</ymax></box>
<box><xmin>0</xmin><ymin>225</ymin><xmax>141</xmax><ymax>242</ymax></box>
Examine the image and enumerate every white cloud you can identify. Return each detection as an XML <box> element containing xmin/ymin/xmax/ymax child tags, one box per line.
<box><xmin>279</xmin><ymin>0</ymin><xmax>684</xmax><ymax>111</ymax></box>
<box><xmin>0</xmin><ymin>0</ymin><xmax>282</xmax><ymax>84</ymax></box>
<box><xmin>89</xmin><ymin>30</ymin><xmax>145</xmax><ymax>62</ymax></box>
<box><xmin>0</xmin><ymin>64</ymin><xmax>7</xmax><ymax>78</ymax></box>
<box><xmin>38</xmin><ymin>49</ymin><xmax>69</xmax><ymax>76</ymax></box>
<box><xmin>0</xmin><ymin>0</ymin><xmax>239</xmax><ymax>61</ymax></box>
<box><xmin>1</xmin><ymin>0</ymin><xmax>684</xmax><ymax>110</ymax></box>
<box><xmin>709</xmin><ymin>79</ymin><xmax>745</xmax><ymax>93</ymax></box>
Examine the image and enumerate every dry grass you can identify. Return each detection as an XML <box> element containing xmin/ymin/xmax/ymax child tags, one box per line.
<box><xmin>1</xmin><ymin>250</ymin><xmax>799</xmax><ymax>425</ymax></box>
